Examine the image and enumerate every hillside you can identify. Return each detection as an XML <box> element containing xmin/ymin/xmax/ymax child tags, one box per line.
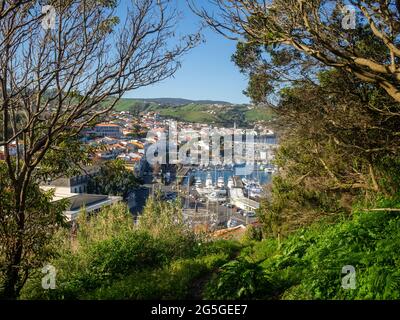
<box><xmin>21</xmin><ymin>197</ymin><xmax>400</xmax><ymax>300</ymax></box>
<box><xmin>156</xmin><ymin>104</ymin><xmax>275</xmax><ymax>127</ymax></box>
<box><xmin>114</xmin><ymin>98</ymin><xmax>275</xmax><ymax>126</ymax></box>
<box><xmin>114</xmin><ymin>97</ymin><xmax>232</xmax><ymax>110</ymax></box>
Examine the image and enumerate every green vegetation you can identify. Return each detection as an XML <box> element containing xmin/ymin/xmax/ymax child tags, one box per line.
<box><xmin>87</xmin><ymin>159</ymin><xmax>141</xmax><ymax>199</ymax></box>
<box><xmin>18</xmin><ymin>195</ymin><xmax>400</xmax><ymax>300</ymax></box>
<box><xmin>114</xmin><ymin>99</ymin><xmax>275</xmax><ymax>126</ymax></box>
<box><xmin>21</xmin><ymin>198</ymin><xmax>240</xmax><ymax>300</ymax></box>
<box><xmin>0</xmin><ymin>163</ymin><xmax>66</xmax><ymax>299</ymax></box>
<box><xmin>113</xmin><ymin>99</ymin><xmax>159</xmax><ymax>112</ymax></box>
<box><xmin>4</xmin><ymin>1</ymin><xmax>400</xmax><ymax>302</ymax></box>
<box><xmin>206</xmin><ymin>199</ymin><xmax>400</xmax><ymax>300</ymax></box>
<box><xmin>12</xmin><ymin>69</ymin><xmax>400</xmax><ymax>302</ymax></box>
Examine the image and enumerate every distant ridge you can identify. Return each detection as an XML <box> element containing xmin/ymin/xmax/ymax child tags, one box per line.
<box><xmin>122</xmin><ymin>97</ymin><xmax>233</xmax><ymax>106</ymax></box>
<box><xmin>113</xmin><ymin>97</ymin><xmax>275</xmax><ymax>126</ymax></box>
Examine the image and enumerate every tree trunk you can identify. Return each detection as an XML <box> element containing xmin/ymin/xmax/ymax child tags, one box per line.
<box><xmin>2</xmin><ymin>183</ymin><xmax>26</xmax><ymax>300</ymax></box>
<box><xmin>2</xmin><ymin>252</ymin><xmax>22</xmax><ymax>299</ymax></box>
<box><xmin>2</xmin><ymin>222</ymin><xmax>24</xmax><ymax>300</ymax></box>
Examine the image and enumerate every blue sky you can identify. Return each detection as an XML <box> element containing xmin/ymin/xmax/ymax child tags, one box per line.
<box><xmin>122</xmin><ymin>1</ymin><xmax>250</xmax><ymax>104</ymax></box>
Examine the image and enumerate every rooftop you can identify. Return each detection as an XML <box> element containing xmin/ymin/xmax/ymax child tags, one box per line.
<box><xmin>95</xmin><ymin>123</ymin><xmax>121</xmax><ymax>127</ymax></box>
<box><xmin>66</xmin><ymin>194</ymin><xmax>110</xmax><ymax>211</ymax></box>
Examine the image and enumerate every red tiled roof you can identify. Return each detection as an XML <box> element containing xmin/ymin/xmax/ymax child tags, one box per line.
<box><xmin>95</xmin><ymin>123</ymin><xmax>121</xmax><ymax>127</ymax></box>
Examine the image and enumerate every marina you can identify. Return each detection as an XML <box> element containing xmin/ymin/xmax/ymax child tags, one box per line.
<box><xmin>182</xmin><ymin>163</ymin><xmax>276</xmax><ymax>188</ymax></box>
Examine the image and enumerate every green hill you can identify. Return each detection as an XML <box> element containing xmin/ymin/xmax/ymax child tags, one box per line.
<box><xmin>113</xmin><ymin>98</ymin><xmax>275</xmax><ymax>126</ymax></box>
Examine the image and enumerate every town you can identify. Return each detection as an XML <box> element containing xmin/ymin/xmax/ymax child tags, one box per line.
<box><xmin>2</xmin><ymin>0</ymin><xmax>397</xmax><ymax>304</ymax></box>
<box><xmin>8</xmin><ymin>108</ymin><xmax>278</xmax><ymax>233</ymax></box>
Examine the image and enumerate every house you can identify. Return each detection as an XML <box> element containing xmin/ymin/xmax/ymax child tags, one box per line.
<box><xmin>42</xmin><ymin>166</ymin><xmax>99</xmax><ymax>194</ymax></box>
<box><xmin>40</xmin><ymin>186</ymin><xmax>122</xmax><ymax>221</ymax></box>
<box><xmin>63</xmin><ymin>193</ymin><xmax>122</xmax><ymax>221</ymax></box>
<box><xmin>94</xmin><ymin>123</ymin><xmax>122</xmax><ymax>138</ymax></box>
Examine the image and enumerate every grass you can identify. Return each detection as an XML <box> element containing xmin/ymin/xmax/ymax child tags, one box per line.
<box><xmin>113</xmin><ymin>99</ymin><xmax>159</xmax><ymax>112</ymax></box>
<box><xmin>112</xmin><ymin>99</ymin><xmax>276</xmax><ymax>126</ymax></box>
<box><xmin>158</xmin><ymin>104</ymin><xmax>218</xmax><ymax>123</ymax></box>
<box><xmin>96</xmin><ymin>97</ymin><xmax>277</xmax><ymax>128</ymax></box>
<box><xmin>205</xmin><ymin>199</ymin><xmax>400</xmax><ymax>300</ymax></box>
<box><xmin>20</xmin><ymin>202</ymin><xmax>242</xmax><ymax>300</ymax></box>
<box><xmin>245</xmin><ymin>107</ymin><xmax>276</xmax><ymax>122</ymax></box>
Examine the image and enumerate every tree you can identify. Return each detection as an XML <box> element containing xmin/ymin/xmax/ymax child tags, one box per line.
<box><xmin>87</xmin><ymin>159</ymin><xmax>140</xmax><ymax>199</ymax></box>
<box><xmin>37</xmin><ymin>135</ymin><xmax>95</xmax><ymax>182</ymax></box>
<box><xmin>0</xmin><ymin>0</ymin><xmax>196</xmax><ymax>298</ymax></box>
<box><xmin>191</xmin><ymin>1</ymin><xmax>400</xmax><ymax>236</ymax></box>
<box><xmin>258</xmin><ymin>68</ymin><xmax>400</xmax><ymax>237</ymax></box>
<box><xmin>192</xmin><ymin>0</ymin><xmax>400</xmax><ymax>103</ymax></box>
<box><xmin>0</xmin><ymin>162</ymin><xmax>66</xmax><ymax>298</ymax></box>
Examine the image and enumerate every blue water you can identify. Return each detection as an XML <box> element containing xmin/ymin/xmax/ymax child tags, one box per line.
<box><xmin>182</xmin><ymin>134</ymin><xmax>277</xmax><ymax>187</ymax></box>
<box><xmin>183</xmin><ymin>164</ymin><xmax>273</xmax><ymax>186</ymax></box>
<box><xmin>255</xmin><ymin>136</ymin><xmax>278</xmax><ymax>144</ymax></box>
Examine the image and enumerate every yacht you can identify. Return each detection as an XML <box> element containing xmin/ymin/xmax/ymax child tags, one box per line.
<box><xmin>227</xmin><ymin>177</ymin><xmax>234</xmax><ymax>189</ymax></box>
<box><xmin>217</xmin><ymin>176</ymin><xmax>225</xmax><ymax>188</ymax></box>
<box><xmin>245</xmin><ymin>182</ymin><xmax>263</xmax><ymax>198</ymax></box>
<box><xmin>205</xmin><ymin>173</ymin><xmax>213</xmax><ymax>188</ymax></box>
<box><xmin>207</xmin><ymin>189</ymin><xmax>227</xmax><ymax>202</ymax></box>
<box><xmin>196</xmin><ymin>173</ymin><xmax>215</xmax><ymax>196</ymax></box>
<box><xmin>194</xmin><ymin>176</ymin><xmax>203</xmax><ymax>188</ymax></box>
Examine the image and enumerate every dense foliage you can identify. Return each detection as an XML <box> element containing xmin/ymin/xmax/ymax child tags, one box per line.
<box><xmin>87</xmin><ymin>160</ymin><xmax>140</xmax><ymax>199</ymax></box>
<box><xmin>0</xmin><ymin>163</ymin><xmax>66</xmax><ymax>298</ymax></box>
<box><xmin>15</xmin><ymin>189</ymin><xmax>400</xmax><ymax>301</ymax></box>
<box><xmin>206</xmin><ymin>198</ymin><xmax>400</xmax><ymax>300</ymax></box>
<box><xmin>20</xmin><ymin>199</ymin><xmax>240</xmax><ymax>300</ymax></box>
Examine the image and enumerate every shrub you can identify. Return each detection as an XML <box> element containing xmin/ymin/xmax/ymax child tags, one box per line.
<box><xmin>204</xmin><ymin>259</ymin><xmax>274</xmax><ymax>300</ymax></box>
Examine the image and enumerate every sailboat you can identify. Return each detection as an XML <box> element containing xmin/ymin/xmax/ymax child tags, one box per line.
<box><xmin>245</xmin><ymin>182</ymin><xmax>263</xmax><ymax>198</ymax></box>
<box><xmin>217</xmin><ymin>176</ymin><xmax>225</xmax><ymax>188</ymax></box>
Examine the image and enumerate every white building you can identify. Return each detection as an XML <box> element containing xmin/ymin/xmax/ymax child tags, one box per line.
<box><xmin>230</xmin><ymin>188</ymin><xmax>260</xmax><ymax>211</ymax></box>
<box><xmin>94</xmin><ymin>123</ymin><xmax>122</xmax><ymax>138</ymax></box>
<box><xmin>40</xmin><ymin>186</ymin><xmax>122</xmax><ymax>221</ymax></box>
